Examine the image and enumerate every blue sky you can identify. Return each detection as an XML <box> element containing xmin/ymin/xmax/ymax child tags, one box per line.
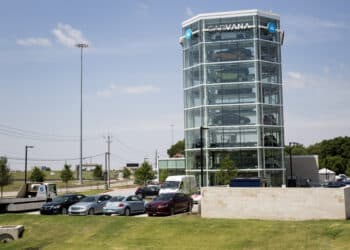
<box><xmin>0</xmin><ymin>0</ymin><xmax>349</xmax><ymax>170</ymax></box>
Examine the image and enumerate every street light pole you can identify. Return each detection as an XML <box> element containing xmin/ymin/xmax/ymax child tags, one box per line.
<box><xmin>76</xmin><ymin>43</ymin><xmax>88</xmax><ymax>184</ymax></box>
<box><xmin>288</xmin><ymin>141</ymin><xmax>298</xmax><ymax>187</ymax></box>
<box><xmin>24</xmin><ymin>145</ymin><xmax>34</xmax><ymax>184</ymax></box>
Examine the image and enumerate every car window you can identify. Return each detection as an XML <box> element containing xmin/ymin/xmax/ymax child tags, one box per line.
<box><xmin>110</xmin><ymin>196</ymin><xmax>124</xmax><ymax>202</ymax></box>
<box><xmin>103</xmin><ymin>195</ymin><xmax>111</xmax><ymax>201</ymax></box>
<box><xmin>131</xmin><ymin>196</ymin><xmax>140</xmax><ymax>201</ymax></box>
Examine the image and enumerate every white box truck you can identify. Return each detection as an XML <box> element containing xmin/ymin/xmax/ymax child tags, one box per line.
<box><xmin>159</xmin><ymin>175</ymin><xmax>197</xmax><ymax>195</ymax></box>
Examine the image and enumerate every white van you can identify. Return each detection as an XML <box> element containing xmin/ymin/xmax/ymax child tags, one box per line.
<box><xmin>159</xmin><ymin>175</ymin><xmax>197</xmax><ymax>195</ymax></box>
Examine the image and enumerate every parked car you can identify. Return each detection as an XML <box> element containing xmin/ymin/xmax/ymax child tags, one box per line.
<box><xmin>135</xmin><ymin>185</ymin><xmax>160</xmax><ymax>198</ymax></box>
<box><xmin>325</xmin><ymin>181</ymin><xmax>346</xmax><ymax>188</ymax></box>
<box><xmin>145</xmin><ymin>193</ymin><xmax>192</xmax><ymax>216</ymax></box>
<box><xmin>68</xmin><ymin>194</ymin><xmax>111</xmax><ymax>215</ymax></box>
<box><xmin>40</xmin><ymin>194</ymin><xmax>85</xmax><ymax>215</ymax></box>
<box><xmin>103</xmin><ymin>195</ymin><xmax>145</xmax><ymax>216</ymax></box>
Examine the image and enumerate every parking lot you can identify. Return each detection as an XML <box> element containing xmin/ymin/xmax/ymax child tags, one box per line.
<box><xmin>24</xmin><ymin>186</ymin><xmax>199</xmax><ymax>217</ymax></box>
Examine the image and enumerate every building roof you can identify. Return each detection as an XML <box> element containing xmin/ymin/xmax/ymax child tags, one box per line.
<box><xmin>319</xmin><ymin>168</ymin><xmax>335</xmax><ymax>174</ymax></box>
<box><xmin>182</xmin><ymin>9</ymin><xmax>280</xmax><ymax>27</ymax></box>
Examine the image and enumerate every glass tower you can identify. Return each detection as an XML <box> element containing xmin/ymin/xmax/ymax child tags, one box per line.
<box><xmin>181</xmin><ymin>10</ymin><xmax>285</xmax><ymax>187</ymax></box>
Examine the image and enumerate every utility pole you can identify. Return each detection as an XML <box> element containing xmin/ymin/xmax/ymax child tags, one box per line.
<box><xmin>76</xmin><ymin>43</ymin><xmax>88</xmax><ymax>184</ymax></box>
<box><xmin>104</xmin><ymin>152</ymin><xmax>108</xmax><ymax>190</ymax></box>
<box><xmin>155</xmin><ymin>149</ymin><xmax>159</xmax><ymax>182</ymax></box>
<box><xmin>104</xmin><ymin>134</ymin><xmax>112</xmax><ymax>189</ymax></box>
<box><xmin>24</xmin><ymin>145</ymin><xmax>34</xmax><ymax>184</ymax></box>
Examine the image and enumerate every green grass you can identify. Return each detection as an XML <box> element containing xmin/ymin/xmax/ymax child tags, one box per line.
<box><xmin>0</xmin><ymin>215</ymin><xmax>350</xmax><ymax>249</ymax></box>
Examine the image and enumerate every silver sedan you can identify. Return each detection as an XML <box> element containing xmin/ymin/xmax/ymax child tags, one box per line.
<box><xmin>103</xmin><ymin>195</ymin><xmax>145</xmax><ymax>216</ymax></box>
<box><xmin>68</xmin><ymin>194</ymin><xmax>111</xmax><ymax>215</ymax></box>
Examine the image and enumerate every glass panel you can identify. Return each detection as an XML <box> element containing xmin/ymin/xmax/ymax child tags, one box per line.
<box><xmin>185</xmin><ymin>129</ymin><xmax>201</xmax><ymax>149</ymax></box>
<box><xmin>261</xmin><ymin>63</ymin><xmax>280</xmax><ymax>83</ymax></box>
<box><xmin>263</xmin><ymin>106</ymin><xmax>281</xmax><ymax>125</ymax></box>
<box><xmin>262</xmin><ymin>84</ymin><xmax>280</xmax><ymax>104</ymax></box>
<box><xmin>206</xmin><ymin>41</ymin><xmax>254</xmax><ymax>63</ymax></box>
<box><xmin>240</xmin><ymin>128</ymin><xmax>257</xmax><ymax>147</ymax></box>
<box><xmin>260</xmin><ymin>41</ymin><xmax>279</xmax><ymax>62</ymax></box>
<box><xmin>223</xmin><ymin>127</ymin><xmax>240</xmax><ymax>147</ymax></box>
<box><xmin>184</xmin><ymin>66</ymin><xmax>202</xmax><ymax>88</ymax></box>
<box><xmin>186</xmin><ymin>151</ymin><xmax>203</xmax><ymax>170</ymax></box>
<box><xmin>240</xmin><ymin>105</ymin><xmax>257</xmax><ymax>125</ymax></box>
<box><xmin>184</xmin><ymin>45</ymin><xmax>200</xmax><ymax>68</ymax></box>
<box><xmin>185</xmin><ymin>87</ymin><xmax>202</xmax><ymax>108</ymax></box>
<box><xmin>207</xmin><ymin>83</ymin><xmax>256</xmax><ymax>105</ymax></box>
<box><xmin>185</xmin><ymin>108</ymin><xmax>202</xmax><ymax>128</ymax></box>
<box><xmin>209</xmin><ymin>150</ymin><xmax>257</xmax><ymax>169</ymax></box>
<box><xmin>206</xmin><ymin>63</ymin><xmax>255</xmax><ymax>84</ymax></box>
<box><xmin>241</xmin><ymin>150</ymin><xmax>258</xmax><ymax>168</ymax></box>
<box><xmin>263</xmin><ymin>127</ymin><xmax>282</xmax><ymax>147</ymax></box>
<box><xmin>264</xmin><ymin>149</ymin><xmax>282</xmax><ymax>169</ymax></box>
<box><xmin>209</xmin><ymin>127</ymin><xmax>223</xmax><ymax>148</ymax></box>
<box><xmin>208</xmin><ymin>106</ymin><xmax>256</xmax><ymax>126</ymax></box>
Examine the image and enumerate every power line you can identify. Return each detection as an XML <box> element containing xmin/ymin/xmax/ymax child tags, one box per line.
<box><xmin>0</xmin><ymin>123</ymin><xmax>100</xmax><ymax>142</ymax></box>
<box><xmin>3</xmin><ymin>153</ymin><xmax>105</xmax><ymax>162</ymax></box>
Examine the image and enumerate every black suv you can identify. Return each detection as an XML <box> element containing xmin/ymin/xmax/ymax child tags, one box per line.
<box><xmin>135</xmin><ymin>186</ymin><xmax>160</xmax><ymax>198</ymax></box>
<box><xmin>40</xmin><ymin>194</ymin><xmax>85</xmax><ymax>215</ymax></box>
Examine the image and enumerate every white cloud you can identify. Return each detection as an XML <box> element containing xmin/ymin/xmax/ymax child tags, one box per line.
<box><xmin>97</xmin><ymin>84</ymin><xmax>160</xmax><ymax>97</ymax></box>
<box><xmin>123</xmin><ymin>85</ymin><xmax>160</xmax><ymax>94</ymax></box>
<box><xmin>52</xmin><ymin>23</ymin><xmax>89</xmax><ymax>48</ymax></box>
<box><xmin>16</xmin><ymin>37</ymin><xmax>52</xmax><ymax>47</ymax></box>
<box><xmin>284</xmin><ymin>71</ymin><xmax>307</xmax><ymax>89</ymax></box>
<box><xmin>186</xmin><ymin>7</ymin><xmax>194</xmax><ymax>17</ymax></box>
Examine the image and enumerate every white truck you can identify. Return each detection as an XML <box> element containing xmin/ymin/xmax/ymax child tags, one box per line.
<box><xmin>159</xmin><ymin>175</ymin><xmax>197</xmax><ymax>195</ymax></box>
<box><xmin>0</xmin><ymin>183</ymin><xmax>57</xmax><ymax>212</ymax></box>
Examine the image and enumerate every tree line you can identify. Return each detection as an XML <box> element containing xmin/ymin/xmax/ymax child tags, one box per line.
<box><xmin>285</xmin><ymin>136</ymin><xmax>350</xmax><ymax>175</ymax></box>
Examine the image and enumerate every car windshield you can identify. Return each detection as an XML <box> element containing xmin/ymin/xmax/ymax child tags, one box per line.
<box><xmin>52</xmin><ymin>196</ymin><xmax>68</xmax><ymax>203</ymax></box>
<box><xmin>161</xmin><ymin>181</ymin><xmax>180</xmax><ymax>189</ymax></box>
<box><xmin>80</xmin><ymin>196</ymin><xmax>96</xmax><ymax>202</ymax></box>
<box><xmin>154</xmin><ymin>193</ymin><xmax>174</xmax><ymax>201</ymax></box>
<box><xmin>110</xmin><ymin>196</ymin><xmax>125</xmax><ymax>202</ymax></box>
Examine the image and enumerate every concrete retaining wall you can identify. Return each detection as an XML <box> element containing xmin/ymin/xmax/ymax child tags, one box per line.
<box><xmin>201</xmin><ymin>187</ymin><xmax>350</xmax><ymax>220</ymax></box>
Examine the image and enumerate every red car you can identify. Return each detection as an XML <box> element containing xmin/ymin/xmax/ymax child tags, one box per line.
<box><xmin>145</xmin><ymin>193</ymin><xmax>192</xmax><ymax>216</ymax></box>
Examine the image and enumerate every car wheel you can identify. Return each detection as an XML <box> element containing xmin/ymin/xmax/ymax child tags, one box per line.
<box><xmin>170</xmin><ymin>207</ymin><xmax>175</xmax><ymax>216</ymax></box>
<box><xmin>88</xmin><ymin>208</ymin><xmax>94</xmax><ymax>215</ymax></box>
<box><xmin>0</xmin><ymin>234</ymin><xmax>14</xmax><ymax>243</ymax></box>
<box><xmin>61</xmin><ymin>207</ymin><xmax>68</xmax><ymax>215</ymax></box>
<box><xmin>124</xmin><ymin>207</ymin><xmax>131</xmax><ymax>216</ymax></box>
<box><xmin>148</xmin><ymin>213</ymin><xmax>153</xmax><ymax>217</ymax></box>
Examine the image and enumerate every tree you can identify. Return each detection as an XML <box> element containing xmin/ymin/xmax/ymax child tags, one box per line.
<box><xmin>320</xmin><ymin>156</ymin><xmax>347</xmax><ymax>174</ymax></box>
<box><xmin>216</xmin><ymin>155</ymin><xmax>238</xmax><ymax>185</ymax></box>
<box><xmin>0</xmin><ymin>157</ymin><xmax>12</xmax><ymax>198</ymax></box>
<box><xmin>134</xmin><ymin>161</ymin><xmax>155</xmax><ymax>185</ymax></box>
<box><xmin>60</xmin><ymin>164</ymin><xmax>74</xmax><ymax>192</ymax></box>
<box><xmin>285</xmin><ymin>144</ymin><xmax>308</xmax><ymax>155</ymax></box>
<box><xmin>167</xmin><ymin>140</ymin><xmax>185</xmax><ymax>157</ymax></box>
<box><xmin>122</xmin><ymin>167</ymin><xmax>131</xmax><ymax>179</ymax></box>
<box><xmin>159</xmin><ymin>169</ymin><xmax>169</xmax><ymax>182</ymax></box>
<box><xmin>93</xmin><ymin>165</ymin><xmax>103</xmax><ymax>180</ymax></box>
<box><xmin>30</xmin><ymin>166</ymin><xmax>45</xmax><ymax>182</ymax></box>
